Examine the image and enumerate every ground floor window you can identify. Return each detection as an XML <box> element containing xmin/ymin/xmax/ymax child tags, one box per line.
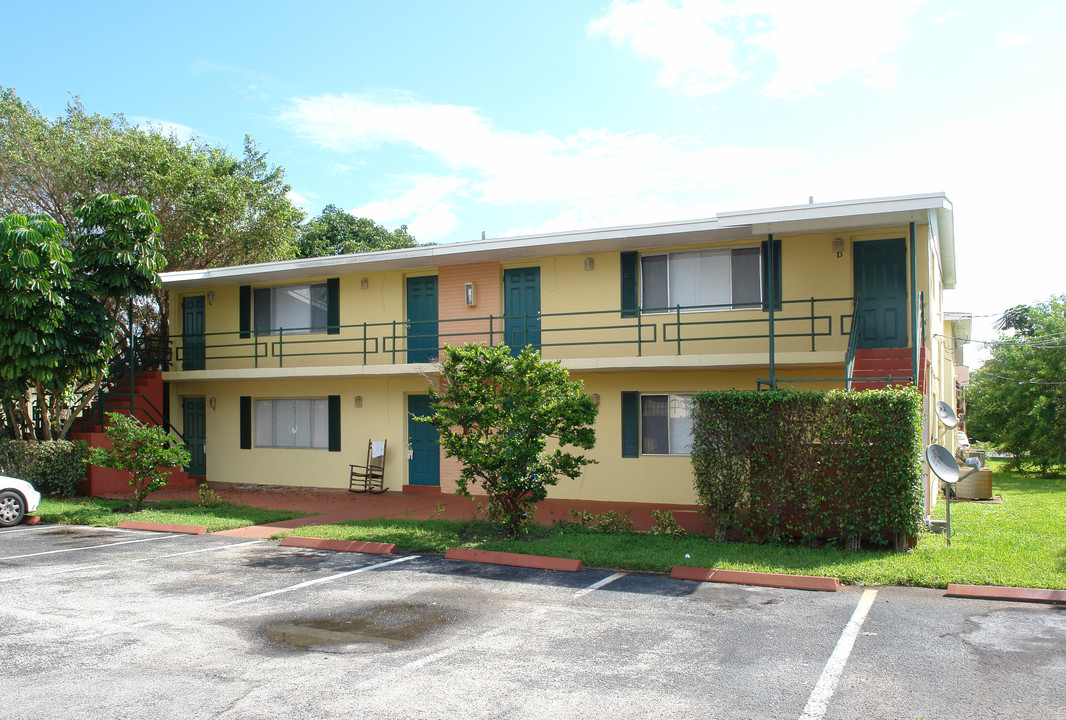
<box><xmin>254</xmin><ymin>398</ymin><xmax>330</xmax><ymax>449</ymax></box>
<box><xmin>640</xmin><ymin>393</ymin><xmax>694</xmax><ymax>455</ymax></box>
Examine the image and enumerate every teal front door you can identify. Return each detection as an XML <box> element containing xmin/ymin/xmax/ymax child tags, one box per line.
<box><xmin>406</xmin><ymin>276</ymin><xmax>438</xmax><ymax>363</ymax></box>
<box><xmin>407</xmin><ymin>395</ymin><xmax>439</xmax><ymax>487</ymax></box>
<box><xmin>503</xmin><ymin>267</ymin><xmax>540</xmax><ymax>355</ymax></box>
<box><xmin>182</xmin><ymin>295</ymin><xmax>206</xmax><ymax>370</ymax></box>
<box><xmin>854</xmin><ymin>239</ymin><xmax>908</xmax><ymax>349</ymax></box>
<box><xmin>182</xmin><ymin>397</ymin><xmax>206</xmax><ymax>476</ymax></box>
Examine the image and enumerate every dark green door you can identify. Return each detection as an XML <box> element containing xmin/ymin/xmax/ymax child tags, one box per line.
<box><xmin>183</xmin><ymin>397</ymin><xmax>206</xmax><ymax>476</ymax></box>
<box><xmin>503</xmin><ymin>267</ymin><xmax>541</xmax><ymax>355</ymax></box>
<box><xmin>182</xmin><ymin>295</ymin><xmax>206</xmax><ymax>371</ymax></box>
<box><xmin>407</xmin><ymin>395</ymin><xmax>439</xmax><ymax>487</ymax></box>
<box><xmin>854</xmin><ymin>239</ymin><xmax>908</xmax><ymax>349</ymax></box>
<box><xmin>406</xmin><ymin>276</ymin><xmax>438</xmax><ymax>363</ymax></box>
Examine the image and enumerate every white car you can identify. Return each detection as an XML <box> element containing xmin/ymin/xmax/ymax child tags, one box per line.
<box><xmin>0</xmin><ymin>476</ymin><xmax>41</xmax><ymax>527</ymax></box>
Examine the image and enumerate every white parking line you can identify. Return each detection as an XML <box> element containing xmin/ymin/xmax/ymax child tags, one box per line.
<box><xmin>0</xmin><ymin>533</ymin><xmax>181</xmax><ymax>560</ymax></box>
<box><xmin>798</xmin><ymin>589</ymin><xmax>878</xmax><ymax>720</ymax></box>
<box><xmin>404</xmin><ymin>627</ymin><xmax>506</xmax><ymax>670</ymax></box>
<box><xmin>130</xmin><ymin>539</ymin><xmax>265</xmax><ymax>562</ymax></box>
<box><xmin>0</xmin><ymin>525</ymin><xmax>57</xmax><ymax>535</ymax></box>
<box><xmin>222</xmin><ymin>555</ymin><xmax>420</xmax><ymax>607</ymax></box>
<box><xmin>0</xmin><ymin>564</ymin><xmax>109</xmax><ymax>583</ymax></box>
<box><xmin>573</xmin><ymin>572</ymin><xmax>626</xmax><ymax>598</ymax></box>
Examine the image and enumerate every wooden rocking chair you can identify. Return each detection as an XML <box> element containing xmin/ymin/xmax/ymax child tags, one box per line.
<box><xmin>349</xmin><ymin>440</ymin><xmax>387</xmax><ymax>493</ymax></box>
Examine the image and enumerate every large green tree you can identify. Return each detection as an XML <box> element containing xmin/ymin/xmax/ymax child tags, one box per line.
<box><xmin>0</xmin><ymin>88</ymin><xmax>304</xmax><ymax>336</ymax></box>
<box><xmin>419</xmin><ymin>344</ymin><xmax>598</xmax><ymax>537</ymax></box>
<box><xmin>967</xmin><ymin>296</ymin><xmax>1066</xmax><ymax>472</ymax></box>
<box><xmin>296</xmin><ymin>204</ymin><xmax>419</xmax><ymax>258</ymax></box>
<box><xmin>0</xmin><ymin>88</ymin><xmax>303</xmax><ymax>270</ymax></box>
<box><xmin>0</xmin><ymin>194</ymin><xmax>165</xmax><ymax>440</ymax></box>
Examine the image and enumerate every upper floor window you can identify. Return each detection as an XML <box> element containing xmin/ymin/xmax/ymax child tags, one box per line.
<box><xmin>641</xmin><ymin>248</ymin><xmax>761</xmax><ymax>313</ymax></box>
<box><xmin>254</xmin><ymin>283</ymin><xmax>328</xmax><ymax>334</ymax></box>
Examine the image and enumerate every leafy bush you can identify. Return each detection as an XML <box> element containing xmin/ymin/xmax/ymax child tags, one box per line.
<box><xmin>567</xmin><ymin>509</ymin><xmax>634</xmax><ymax>533</ymax></box>
<box><xmin>0</xmin><ymin>438</ymin><xmax>87</xmax><ymax>497</ymax></box>
<box><xmin>691</xmin><ymin>388</ymin><xmax>923</xmax><ymax>549</ymax></box>
<box><xmin>649</xmin><ymin>510</ymin><xmax>688</xmax><ymax>538</ymax></box>
<box><xmin>88</xmin><ymin>413</ymin><xmax>190</xmax><ymax>511</ymax></box>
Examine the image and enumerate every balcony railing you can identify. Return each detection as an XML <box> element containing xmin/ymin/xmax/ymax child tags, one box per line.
<box><xmin>170</xmin><ymin>295</ymin><xmax>863</xmax><ymax>371</ymax></box>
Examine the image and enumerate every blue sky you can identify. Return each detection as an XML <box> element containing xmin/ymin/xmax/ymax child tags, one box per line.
<box><xmin>4</xmin><ymin>1</ymin><xmax>1065</xmax><ymax>363</ymax></box>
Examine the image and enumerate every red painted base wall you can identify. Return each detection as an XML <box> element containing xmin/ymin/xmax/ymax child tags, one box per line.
<box><xmin>69</xmin><ymin>431</ymin><xmax>193</xmax><ymax>496</ymax></box>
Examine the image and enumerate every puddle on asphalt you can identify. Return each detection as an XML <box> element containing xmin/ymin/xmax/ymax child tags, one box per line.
<box><xmin>264</xmin><ymin>602</ymin><xmax>453</xmax><ymax>652</ymax></box>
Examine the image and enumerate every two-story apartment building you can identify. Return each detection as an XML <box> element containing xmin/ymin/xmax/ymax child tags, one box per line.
<box><xmin>160</xmin><ymin>192</ymin><xmax>962</xmax><ymax>514</ymax></box>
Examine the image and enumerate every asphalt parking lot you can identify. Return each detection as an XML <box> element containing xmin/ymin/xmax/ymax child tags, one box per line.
<box><xmin>1</xmin><ymin>524</ymin><xmax>1063</xmax><ymax>720</ymax></box>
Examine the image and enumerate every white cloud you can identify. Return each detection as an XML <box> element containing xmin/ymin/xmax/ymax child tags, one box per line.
<box><xmin>589</xmin><ymin>0</ymin><xmax>924</xmax><ymax>98</ymax></box>
<box><xmin>933</xmin><ymin>11</ymin><xmax>964</xmax><ymax>24</ymax></box>
<box><xmin>589</xmin><ymin>0</ymin><xmax>742</xmax><ymax>96</ymax></box>
<box><xmin>286</xmin><ymin>189</ymin><xmax>318</xmax><ymax>214</ymax></box>
<box><xmin>130</xmin><ymin>116</ymin><xmax>211</xmax><ymax>144</ymax></box>
<box><xmin>348</xmin><ymin>175</ymin><xmax>468</xmax><ymax>242</ymax></box>
<box><xmin>997</xmin><ymin>32</ymin><xmax>1034</xmax><ymax>47</ymax></box>
<box><xmin>279</xmin><ymin>92</ymin><xmax>809</xmax><ymax>237</ymax></box>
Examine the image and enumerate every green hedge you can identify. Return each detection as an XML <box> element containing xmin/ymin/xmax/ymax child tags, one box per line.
<box><xmin>0</xmin><ymin>438</ymin><xmax>88</xmax><ymax>497</ymax></box>
<box><xmin>691</xmin><ymin>388</ymin><xmax>923</xmax><ymax>547</ymax></box>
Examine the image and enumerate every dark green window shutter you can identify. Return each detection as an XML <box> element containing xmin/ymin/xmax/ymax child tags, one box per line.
<box><xmin>620</xmin><ymin>251</ymin><xmax>639</xmax><ymax>318</ymax></box>
<box><xmin>761</xmin><ymin>239</ymin><xmax>782</xmax><ymax>312</ymax></box>
<box><xmin>326</xmin><ymin>278</ymin><xmax>340</xmax><ymax>335</ymax></box>
<box><xmin>621</xmin><ymin>391</ymin><xmax>639</xmax><ymax>458</ymax></box>
<box><xmin>328</xmin><ymin>395</ymin><xmax>341</xmax><ymax>452</ymax></box>
<box><xmin>239</xmin><ymin>396</ymin><xmax>252</xmax><ymax>449</ymax></box>
<box><xmin>239</xmin><ymin>285</ymin><xmax>251</xmax><ymax>339</ymax></box>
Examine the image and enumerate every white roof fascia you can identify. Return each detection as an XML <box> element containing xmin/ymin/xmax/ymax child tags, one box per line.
<box><xmin>161</xmin><ymin>192</ymin><xmax>956</xmax><ymax>290</ymax></box>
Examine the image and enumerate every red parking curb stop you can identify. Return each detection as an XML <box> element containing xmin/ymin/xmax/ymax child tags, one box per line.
<box><xmin>280</xmin><ymin>536</ymin><xmax>396</xmax><ymax>555</ymax></box>
<box><xmin>445</xmin><ymin>547</ymin><xmax>582</xmax><ymax>572</ymax></box>
<box><xmin>117</xmin><ymin>521</ymin><xmax>207</xmax><ymax>535</ymax></box>
<box><xmin>946</xmin><ymin>583</ymin><xmax>1066</xmax><ymax>604</ymax></box>
<box><xmin>670</xmin><ymin>565</ymin><xmax>840</xmax><ymax>592</ymax></box>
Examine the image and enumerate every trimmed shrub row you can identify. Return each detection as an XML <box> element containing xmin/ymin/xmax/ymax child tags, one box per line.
<box><xmin>0</xmin><ymin>438</ymin><xmax>88</xmax><ymax>497</ymax></box>
<box><xmin>691</xmin><ymin>388</ymin><xmax>923</xmax><ymax>548</ymax></box>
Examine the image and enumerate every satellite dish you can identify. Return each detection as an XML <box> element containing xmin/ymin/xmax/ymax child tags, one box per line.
<box><xmin>935</xmin><ymin>401</ymin><xmax>959</xmax><ymax>429</ymax></box>
<box><xmin>926</xmin><ymin>444</ymin><xmax>960</xmax><ymax>484</ymax></box>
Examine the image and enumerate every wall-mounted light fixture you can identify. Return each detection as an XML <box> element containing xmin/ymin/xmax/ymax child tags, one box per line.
<box><xmin>584</xmin><ymin>257</ymin><xmax>594</xmax><ymax>271</ymax></box>
<box><xmin>206</xmin><ymin>291</ymin><xmax>215</xmax><ymax>305</ymax></box>
<box><xmin>832</xmin><ymin>238</ymin><xmax>844</xmax><ymax>258</ymax></box>
<box><xmin>354</xmin><ymin>395</ymin><xmax>363</xmax><ymax>408</ymax></box>
<box><xmin>360</xmin><ymin>278</ymin><xmax>369</xmax><ymax>289</ymax></box>
<box><xmin>407</xmin><ymin>438</ymin><xmax>414</xmax><ymax>461</ymax></box>
<box><xmin>465</xmin><ymin>282</ymin><xmax>477</xmax><ymax>307</ymax></box>
<box><xmin>590</xmin><ymin>393</ymin><xmax>600</xmax><ymax>405</ymax></box>
<box><xmin>209</xmin><ymin>397</ymin><xmax>217</xmax><ymax>410</ymax></box>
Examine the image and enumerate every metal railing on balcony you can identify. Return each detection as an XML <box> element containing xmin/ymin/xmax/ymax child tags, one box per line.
<box><xmin>170</xmin><ymin>295</ymin><xmax>866</xmax><ymax>371</ymax></box>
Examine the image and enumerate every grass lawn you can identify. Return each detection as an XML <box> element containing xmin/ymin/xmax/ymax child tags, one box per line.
<box><xmin>282</xmin><ymin>461</ymin><xmax>1066</xmax><ymax>590</ymax></box>
<box><xmin>36</xmin><ymin>497</ymin><xmax>308</xmax><ymax>533</ymax></box>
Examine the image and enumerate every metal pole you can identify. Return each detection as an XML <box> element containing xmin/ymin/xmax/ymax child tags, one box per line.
<box><xmin>944</xmin><ymin>481</ymin><xmax>952</xmax><ymax>547</ymax></box>
<box><xmin>767</xmin><ymin>234</ymin><xmax>776</xmax><ymax>390</ymax></box>
<box><xmin>910</xmin><ymin>221</ymin><xmax>918</xmax><ymax>386</ymax></box>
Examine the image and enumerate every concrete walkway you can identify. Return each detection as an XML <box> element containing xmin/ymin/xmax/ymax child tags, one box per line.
<box><xmin>137</xmin><ymin>483</ymin><xmax>708</xmax><ymax>535</ymax></box>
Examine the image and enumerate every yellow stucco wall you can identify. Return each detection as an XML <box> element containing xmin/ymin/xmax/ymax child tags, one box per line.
<box><xmin>164</xmin><ymin>220</ymin><xmax>951</xmax><ymax>506</ymax></box>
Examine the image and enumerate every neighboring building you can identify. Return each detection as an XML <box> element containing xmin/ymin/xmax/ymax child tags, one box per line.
<box><xmin>158</xmin><ymin>193</ymin><xmax>965</xmax><ymax>516</ymax></box>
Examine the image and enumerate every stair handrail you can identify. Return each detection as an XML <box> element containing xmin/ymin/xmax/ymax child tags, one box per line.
<box><xmin>845</xmin><ymin>295</ymin><xmax>863</xmax><ymax>391</ymax></box>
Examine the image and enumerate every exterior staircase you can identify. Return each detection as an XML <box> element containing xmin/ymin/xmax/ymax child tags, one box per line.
<box><xmin>850</xmin><ymin>347</ymin><xmax>929</xmax><ymax>394</ymax></box>
<box><xmin>69</xmin><ymin>370</ymin><xmax>194</xmax><ymax>496</ymax></box>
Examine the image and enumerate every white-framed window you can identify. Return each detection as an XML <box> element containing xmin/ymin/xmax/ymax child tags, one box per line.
<box><xmin>640</xmin><ymin>393</ymin><xmax>694</xmax><ymax>455</ymax></box>
<box><xmin>254</xmin><ymin>283</ymin><xmax>328</xmax><ymax>334</ymax></box>
<box><xmin>641</xmin><ymin>248</ymin><xmax>761</xmax><ymax>313</ymax></box>
<box><xmin>254</xmin><ymin>398</ymin><xmax>330</xmax><ymax>449</ymax></box>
